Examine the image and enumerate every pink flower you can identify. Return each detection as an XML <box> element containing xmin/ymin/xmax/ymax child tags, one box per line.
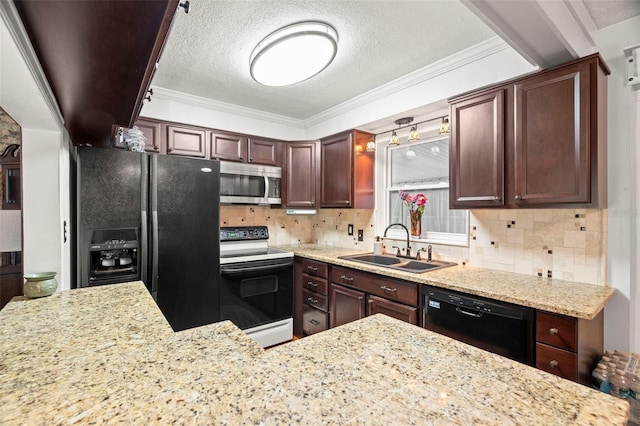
<box><xmin>399</xmin><ymin>192</ymin><xmax>428</xmax><ymax>214</ymax></box>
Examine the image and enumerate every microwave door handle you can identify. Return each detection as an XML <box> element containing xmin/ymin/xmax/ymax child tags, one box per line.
<box><xmin>264</xmin><ymin>175</ymin><xmax>269</xmax><ymax>199</ymax></box>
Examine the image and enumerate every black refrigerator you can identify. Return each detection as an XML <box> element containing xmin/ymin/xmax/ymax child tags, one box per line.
<box><xmin>76</xmin><ymin>147</ymin><xmax>220</xmax><ymax>331</ymax></box>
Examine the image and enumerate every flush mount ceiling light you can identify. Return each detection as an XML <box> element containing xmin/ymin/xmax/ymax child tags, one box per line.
<box><xmin>250</xmin><ymin>21</ymin><xmax>338</xmax><ymax>87</ymax></box>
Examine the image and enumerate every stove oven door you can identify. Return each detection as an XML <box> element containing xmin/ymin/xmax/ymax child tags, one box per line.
<box><xmin>219</xmin><ymin>258</ymin><xmax>293</xmax><ymax>331</ymax></box>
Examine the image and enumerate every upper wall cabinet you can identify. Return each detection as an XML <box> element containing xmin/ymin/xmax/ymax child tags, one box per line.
<box><xmin>209</xmin><ymin>133</ymin><xmax>281</xmax><ymax>166</ymax></box>
<box><xmin>449</xmin><ymin>54</ymin><xmax>609</xmax><ymax>209</ymax></box>
<box><xmin>14</xmin><ymin>0</ymin><xmax>179</xmax><ymax>147</ymax></box>
<box><xmin>248</xmin><ymin>137</ymin><xmax>281</xmax><ymax>166</ymax></box>
<box><xmin>320</xmin><ymin>130</ymin><xmax>375</xmax><ymax>209</ymax></box>
<box><xmin>210</xmin><ymin>132</ymin><xmax>248</xmax><ymax>162</ymax></box>
<box><xmin>284</xmin><ymin>141</ymin><xmax>320</xmax><ymax>208</ymax></box>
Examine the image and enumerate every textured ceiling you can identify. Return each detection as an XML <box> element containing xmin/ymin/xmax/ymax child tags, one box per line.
<box><xmin>583</xmin><ymin>0</ymin><xmax>640</xmax><ymax>29</ymax></box>
<box><xmin>151</xmin><ymin>0</ymin><xmax>495</xmax><ymax>120</ymax></box>
<box><xmin>152</xmin><ymin>0</ymin><xmax>640</xmax><ymax>122</ymax></box>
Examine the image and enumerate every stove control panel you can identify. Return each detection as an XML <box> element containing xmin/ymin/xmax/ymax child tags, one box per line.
<box><xmin>220</xmin><ymin>226</ymin><xmax>269</xmax><ymax>241</ymax></box>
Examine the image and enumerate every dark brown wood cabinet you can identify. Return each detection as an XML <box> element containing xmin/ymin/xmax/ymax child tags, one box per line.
<box><xmin>329</xmin><ymin>265</ymin><xmax>419</xmax><ymax>328</ymax></box>
<box><xmin>512</xmin><ymin>61</ymin><xmax>602</xmax><ymax>206</ymax></box>
<box><xmin>330</xmin><ymin>283</ymin><xmax>366</xmax><ymax>328</ymax></box>
<box><xmin>284</xmin><ymin>141</ymin><xmax>320</xmax><ymax>208</ymax></box>
<box><xmin>320</xmin><ymin>130</ymin><xmax>375</xmax><ymax>208</ymax></box>
<box><xmin>136</xmin><ymin>118</ymin><xmax>163</xmax><ymax>154</ymax></box>
<box><xmin>210</xmin><ymin>132</ymin><xmax>247</xmax><ymax>162</ymax></box>
<box><xmin>248</xmin><ymin>137</ymin><xmax>281</xmax><ymax>166</ymax></box>
<box><xmin>0</xmin><ymin>264</ymin><xmax>23</xmax><ymax>310</ymax></box>
<box><xmin>116</xmin><ymin>118</ymin><xmax>164</xmax><ymax>153</ymax></box>
<box><xmin>535</xmin><ymin>310</ymin><xmax>603</xmax><ymax>386</ymax></box>
<box><xmin>449</xmin><ymin>54</ymin><xmax>608</xmax><ymax>209</ymax></box>
<box><xmin>14</xmin><ymin>1</ymin><xmax>178</xmax><ymax>147</ymax></box>
<box><xmin>450</xmin><ymin>89</ymin><xmax>505</xmax><ymax>208</ymax></box>
<box><xmin>295</xmin><ymin>258</ymin><xmax>329</xmax><ymax>337</ymax></box>
<box><xmin>165</xmin><ymin>124</ymin><xmax>207</xmax><ymax>158</ymax></box>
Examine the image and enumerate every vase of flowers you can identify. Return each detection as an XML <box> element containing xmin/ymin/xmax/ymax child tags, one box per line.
<box><xmin>399</xmin><ymin>191</ymin><xmax>428</xmax><ymax>236</ymax></box>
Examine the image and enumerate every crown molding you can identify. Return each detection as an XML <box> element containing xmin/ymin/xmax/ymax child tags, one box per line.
<box><xmin>0</xmin><ymin>1</ymin><xmax>64</xmax><ymax>126</ymax></box>
<box><xmin>151</xmin><ymin>86</ymin><xmax>307</xmax><ymax>129</ymax></box>
<box><xmin>304</xmin><ymin>36</ymin><xmax>511</xmax><ymax>127</ymax></box>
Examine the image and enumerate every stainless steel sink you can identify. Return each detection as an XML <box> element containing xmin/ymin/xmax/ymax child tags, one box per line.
<box><xmin>338</xmin><ymin>253</ymin><xmax>456</xmax><ymax>273</ymax></box>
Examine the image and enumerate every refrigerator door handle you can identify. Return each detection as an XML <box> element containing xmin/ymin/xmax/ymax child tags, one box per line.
<box><xmin>151</xmin><ymin>210</ymin><xmax>159</xmax><ymax>297</ymax></box>
<box><xmin>140</xmin><ymin>211</ymin><xmax>148</xmax><ymax>286</ymax></box>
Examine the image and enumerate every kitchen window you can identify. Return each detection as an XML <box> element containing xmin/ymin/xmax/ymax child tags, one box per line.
<box><xmin>382</xmin><ymin>136</ymin><xmax>469</xmax><ymax>246</ymax></box>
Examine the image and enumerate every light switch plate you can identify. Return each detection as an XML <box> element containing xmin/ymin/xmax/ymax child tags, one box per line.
<box><xmin>348</xmin><ymin>224</ymin><xmax>354</xmax><ymax>235</ymax></box>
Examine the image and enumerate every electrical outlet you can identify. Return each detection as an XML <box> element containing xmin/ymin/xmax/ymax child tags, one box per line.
<box><xmin>348</xmin><ymin>224</ymin><xmax>354</xmax><ymax>235</ymax></box>
<box><xmin>357</xmin><ymin>229</ymin><xmax>364</xmax><ymax>241</ymax></box>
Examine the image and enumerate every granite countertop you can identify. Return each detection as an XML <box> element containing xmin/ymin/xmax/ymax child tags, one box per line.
<box><xmin>278</xmin><ymin>244</ymin><xmax>616</xmax><ymax>319</ymax></box>
<box><xmin>0</xmin><ymin>281</ymin><xmax>629</xmax><ymax>424</ymax></box>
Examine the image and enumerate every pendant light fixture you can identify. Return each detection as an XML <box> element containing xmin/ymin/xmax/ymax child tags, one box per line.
<box><xmin>439</xmin><ymin>116</ymin><xmax>450</xmax><ymax>134</ymax></box>
<box><xmin>376</xmin><ymin>115</ymin><xmax>450</xmax><ymax>147</ymax></box>
<box><xmin>389</xmin><ymin>130</ymin><xmax>400</xmax><ymax>146</ymax></box>
<box><xmin>408</xmin><ymin>125</ymin><xmax>420</xmax><ymax>142</ymax></box>
<box><xmin>389</xmin><ymin>117</ymin><xmax>413</xmax><ymax>146</ymax></box>
<box><xmin>250</xmin><ymin>22</ymin><xmax>338</xmax><ymax>87</ymax></box>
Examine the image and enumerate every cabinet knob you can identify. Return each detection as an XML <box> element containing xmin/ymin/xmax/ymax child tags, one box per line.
<box><xmin>549</xmin><ymin>327</ymin><xmax>559</xmax><ymax>335</ymax></box>
<box><xmin>549</xmin><ymin>360</ymin><xmax>559</xmax><ymax>369</ymax></box>
<box><xmin>494</xmin><ymin>196</ymin><xmax>501</xmax><ymax>201</ymax></box>
<box><xmin>515</xmin><ymin>195</ymin><xmax>522</xmax><ymax>200</ymax></box>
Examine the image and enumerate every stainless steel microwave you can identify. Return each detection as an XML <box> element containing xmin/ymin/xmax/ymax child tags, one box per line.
<box><xmin>219</xmin><ymin>161</ymin><xmax>282</xmax><ymax>205</ymax></box>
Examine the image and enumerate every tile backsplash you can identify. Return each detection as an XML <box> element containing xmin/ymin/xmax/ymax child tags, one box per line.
<box><xmin>220</xmin><ymin>206</ymin><xmax>606</xmax><ymax>285</ymax></box>
<box><xmin>220</xmin><ymin>206</ymin><xmax>374</xmax><ymax>249</ymax></box>
<box><xmin>466</xmin><ymin>209</ymin><xmax>607</xmax><ymax>285</ymax></box>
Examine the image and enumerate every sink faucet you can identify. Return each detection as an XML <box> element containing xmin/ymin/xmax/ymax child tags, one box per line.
<box><xmin>416</xmin><ymin>245</ymin><xmax>433</xmax><ymax>261</ymax></box>
<box><xmin>383</xmin><ymin>223</ymin><xmax>411</xmax><ymax>258</ymax></box>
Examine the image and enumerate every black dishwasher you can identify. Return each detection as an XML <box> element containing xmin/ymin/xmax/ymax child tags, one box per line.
<box><xmin>423</xmin><ymin>286</ymin><xmax>534</xmax><ymax>365</ymax></box>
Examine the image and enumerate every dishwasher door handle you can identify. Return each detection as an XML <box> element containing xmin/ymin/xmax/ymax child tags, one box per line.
<box><xmin>456</xmin><ymin>306</ymin><xmax>484</xmax><ymax>318</ymax></box>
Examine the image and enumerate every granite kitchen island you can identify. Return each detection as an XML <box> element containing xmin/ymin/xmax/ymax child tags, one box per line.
<box><xmin>0</xmin><ymin>282</ymin><xmax>628</xmax><ymax>425</ymax></box>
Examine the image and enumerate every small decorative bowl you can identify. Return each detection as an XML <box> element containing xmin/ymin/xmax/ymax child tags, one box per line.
<box><xmin>24</xmin><ymin>272</ymin><xmax>58</xmax><ymax>298</ymax></box>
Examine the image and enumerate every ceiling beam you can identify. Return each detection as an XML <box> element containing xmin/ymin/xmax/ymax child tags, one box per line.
<box><xmin>461</xmin><ymin>0</ymin><xmax>598</xmax><ymax>68</ymax></box>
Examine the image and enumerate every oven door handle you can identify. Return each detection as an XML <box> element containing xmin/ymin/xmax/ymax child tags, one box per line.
<box><xmin>220</xmin><ymin>262</ymin><xmax>293</xmax><ymax>275</ymax></box>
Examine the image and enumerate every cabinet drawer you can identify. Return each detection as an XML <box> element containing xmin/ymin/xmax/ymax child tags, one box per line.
<box><xmin>303</xmin><ymin>288</ymin><xmax>328</xmax><ymax>312</ymax></box>
<box><xmin>367</xmin><ymin>295</ymin><xmax>418</xmax><ymax>325</ymax></box>
<box><xmin>536</xmin><ymin>343</ymin><xmax>577</xmax><ymax>381</ymax></box>
<box><xmin>302</xmin><ymin>273</ymin><xmax>328</xmax><ymax>295</ymax></box>
<box><xmin>299</xmin><ymin>259</ymin><xmax>328</xmax><ymax>278</ymax></box>
<box><xmin>331</xmin><ymin>266</ymin><xmax>418</xmax><ymax>306</ymax></box>
<box><xmin>536</xmin><ymin>312</ymin><xmax>577</xmax><ymax>352</ymax></box>
<box><xmin>303</xmin><ymin>305</ymin><xmax>328</xmax><ymax>335</ymax></box>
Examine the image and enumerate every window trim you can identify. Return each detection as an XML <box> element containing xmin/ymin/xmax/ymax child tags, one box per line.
<box><xmin>374</xmin><ymin>135</ymin><xmax>470</xmax><ymax>247</ymax></box>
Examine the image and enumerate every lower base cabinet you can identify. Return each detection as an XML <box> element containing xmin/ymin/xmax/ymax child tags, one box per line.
<box><xmin>330</xmin><ymin>283</ymin><xmax>365</xmax><ymax>328</ymax></box>
<box><xmin>535</xmin><ymin>310</ymin><xmax>603</xmax><ymax>385</ymax></box>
